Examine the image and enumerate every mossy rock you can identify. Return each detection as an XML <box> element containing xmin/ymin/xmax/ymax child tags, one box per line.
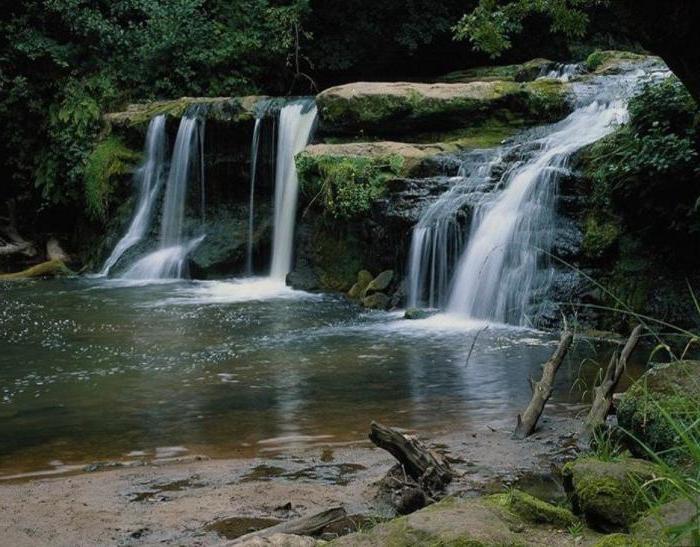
<box><xmin>316</xmin><ymin>80</ymin><xmax>570</xmax><ymax>136</ymax></box>
<box><xmin>617</xmin><ymin>361</ymin><xmax>700</xmax><ymax>463</ymax></box>
<box><xmin>0</xmin><ymin>259</ymin><xmax>75</xmax><ymax>280</ymax></box>
<box><xmin>594</xmin><ymin>533</ymin><xmax>645</xmax><ymax>547</ymax></box>
<box><xmin>363</xmin><ymin>270</ymin><xmax>394</xmax><ymax>297</ymax></box>
<box><xmin>331</xmin><ymin>495</ymin><xmax>597</xmax><ymax>546</ymax></box>
<box><xmin>405</xmin><ymin>308</ymin><xmax>431</xmax><ymax>320</ymax></box>
<box><xmin>437</xmin><ymin>59</ymin><xmax>554</xmax><ymax>84</ymax></box>
<box><xmin>562</xmin><ymin>457</ymin><xmax>663</xmax><ymax>532</ymax></box>
<box><xmin>630</xmin><ymin>498</ymin><xmax>698</xmax><ymax>546</ymax></box>
<box><xmin>310</xmin><ymin>230</ymin><xmax>363</xmax><ymax>292</ymax></box>
<box><xmin>582</xmin><ymin>215</ymin><xmax>621</xmax><ymax>260</ymax></box>
<box><xmin>491</xmin><ymin>490</ymin><xmax>579</xmax><ymax>528</ymax></box>
<box><xmin>348</xmin><ymin>270</ymin><xmax>374</xmax><ymax>300</ymax></box>
<box><xmin>585</xmin><ymin>50</ymin><xmax>648</xmax><ymax>74</ymax></box>
<box><xmin>105</xmin><ymin>96</ymin><xmax>264</xmax><ymax>128</ymax></box>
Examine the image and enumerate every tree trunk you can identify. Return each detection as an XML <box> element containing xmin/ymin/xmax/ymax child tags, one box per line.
<box><xmin>585</xmin><ymin>325</ymin><xmax>643</xmax><ymax>431</ymax></box>
<box><xmin>513</xmin><ymin>330</ymin><xmax>574</xmax><ymax>439</ymax></box>
<box><xmin>229</xmin><ymin>507</ymin><xmax>346</xmax><ymax>544</ymax></box>
<box><xmin>369</xmin><ymin>421</ymin><xmax>453</xmax><ymax>492</ymax></box>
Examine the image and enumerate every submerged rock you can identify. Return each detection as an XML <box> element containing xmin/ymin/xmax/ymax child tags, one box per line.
<box><xmin>362</xmin><ymin>292</ymin><xmax>390</xmax><ymax>310</ymax></box>
<box><xmin>562</xmin><ymin>457</ymin><xmax>662</xmax><ymax>531</ymax></box>
<box><xmin>404</xmin><ymin>308</ymin><xmax>431</xmax><ymax>320</ymax></box>
<box><xmin>617</xmin><ymin>360</ymin><xmax>700</xmax><ymax>462</ymax></box>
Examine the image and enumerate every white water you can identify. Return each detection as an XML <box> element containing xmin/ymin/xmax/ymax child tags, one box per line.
<box><xmin>269</xmin><ymin>100</ymin><xmax>317</xmax><ymax>281</ymax></box>
<box><xmin>446</xmin><ymin>82</ymin><xmax>634</xmax><ymax>324</ymax></box>
<box><xmin>246</xmin><ymin>116</ymin><xmax>263</xmax><ymax>275</ymax></box>
<box><xmin>406</xmin><ymin>149</ymin><xmax>504</xmax><ymax>309</ymax></box>
<box><xmin>122</xmin><ymin>112</ymin><xmax>205</xmax><ymax>280</ymax></box>
<box><xmin>97</xmin><ymin>115</ymin><xmax>167</xmax><ymax>276</ymax></box>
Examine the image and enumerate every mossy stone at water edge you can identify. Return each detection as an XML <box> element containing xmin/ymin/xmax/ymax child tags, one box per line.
<box><xmin>492</xmin><ymin>489</ymin><xmax>579</xmax><ymax>528</ymax></box>
<box><xmin>617</xmin><ymin>360</ymin><xmax>699</xmax><ymax>463</ymax></box>
<box><xmin>348</xmin><ymin>270</ymin><xmax>374</xmax><ymax>300</ymax></box>
<box><xmin>330</xmin><ymin>493</ymin><xmax>594</xmax><ymax>546</ymax></box>
<box><xmin>0</xmin><ymin>260</ymin><xmax>75</xmax><ymax>280</ymax></box>
<box><xmin>362</xmin><ymin>292</ymin><xmax>390</xmax><ymax>310</ymax></box>
<box><xmin>404</xmin><ymin>308</ymin><xmax>430</xmax><ymax>320</ymax></box>
<box><xmin>562</xmin><ymin>457</ymin><xmax>663</xmax><ymax>532</ymax></box>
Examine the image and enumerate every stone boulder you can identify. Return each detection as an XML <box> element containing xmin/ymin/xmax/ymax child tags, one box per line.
<box><xmin>562</xmin><ymin>457</ymin><xmax>663</xmax><ymax>532</ymax></box>
<box><xmin>617</xmin><ymin>360</ymin><xmax>699</xmax><ymax>462</ymax></box>
<box><xmin>347</xmin><ymin>270</ymin><xmax>374</xmax><ymax>300</ymax></box>
<box><xmin>362</xmin><ymin>292</ymin><xmax>390</xmax><ymax>310</ymax></box>
<box><xmin>363</xmin><ymin>270</ymin><xmax>394</xmax><ymax>297</ymax></box>
<box><xmin>316</xmin><ymin>80</ymin><xmax>570</xmax><ymax>136</ymax></box>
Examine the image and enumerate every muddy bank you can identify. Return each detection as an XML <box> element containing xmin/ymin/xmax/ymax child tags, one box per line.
<box><xmin>0</xmin><ymin>415</ymin><xmax>580</xmax><ymax>546</ymax></box>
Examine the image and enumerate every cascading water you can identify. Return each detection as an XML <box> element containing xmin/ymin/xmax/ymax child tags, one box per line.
<box><xmin>406</xmin><ymin>149</ymin><xmax>505</xmax><ymax>309</ymax></box>
<box><xmin>407</xmin><ymin>67</ymin><xmax>657</xmax><ymax>325</ymax></box>
<box><xmin>122</xmin><ymin>108</ymin><xmax>206</xmax><ymax>280</ymax></box>
<box><xmin>97</xmin><ymin>115</ymin><xmax>167</xmax><ymax>276</ymax></box>
<box><xmin>269</xmin><ymin>99</ymin><xmax>317</xmax><ymax>281</ymax></box>
<box><xmin>246</xmin><ymin>116</ymin><xmax>263</xmax><ymax>275</ymax></box>
<box><xmin>446</xmin><ymin>72</ymin><xmax>645</xmax><ymax>324</ymax></box>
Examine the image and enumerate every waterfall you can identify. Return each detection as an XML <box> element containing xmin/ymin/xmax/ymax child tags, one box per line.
<box><xmin>269</xmin><ymin>100</ymin><xmax>317</xmax><ymax>281</ymax></box>
<box><xmin>246</xmin><ymin>116</ymin><xmax>263</xmax><ymax>275</ymax></box>
<box><xmin>122</xmin><ymin>109</ymin><xmax>206</xmax><ymax>280</ymax></box>
<box><xmin>406</xmin><ymin>149</ymin><xmax>504</xmax><ymax>309</ymax></box>
<box><xmin>446</xmin><ymin>81</ymin><xmax>635</xmax><ymax>324</ymax></box>
<box><xmin>98</xmin><ymin>115</ymin><xmax>167</xmax><ymax>276</ymax></box>
<box><xmin>541</xmin><ymin>63</ymin><xmax>584</xmax><ymax>82</ymax></box>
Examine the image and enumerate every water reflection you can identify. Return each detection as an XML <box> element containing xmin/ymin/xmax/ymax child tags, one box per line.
<box><xmin>0</xmin><ymin>279</ymin><xmax>642</xmax><ymax>475</ymax></box>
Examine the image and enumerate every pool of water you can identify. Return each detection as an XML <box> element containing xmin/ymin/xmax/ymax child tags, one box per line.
<box><xmin>0</xmin><ymin>278</ymin><xmax>641</xmax><ymax>477</ymax></box>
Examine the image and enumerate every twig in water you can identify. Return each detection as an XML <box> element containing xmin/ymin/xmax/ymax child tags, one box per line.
<box><xmin>465</xmin><ymin>326</ymin><xmax>488</xmax><ymax>367</ymax></box>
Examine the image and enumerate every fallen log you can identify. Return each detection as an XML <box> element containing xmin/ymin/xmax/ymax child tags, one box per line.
<box><xmin>584</xmin><ymin>325</ymin><xmax>643</xmax><ymax>431</ymax></box>
<box><xmin>229</xmin><ymin>507</ymin><xmax>346</xmax><ymax>544</ymax></box>
<box><xmin>513</xmin><ymin>330</ymin><xmax>574</xmax><ymax>440</ymax></box>
<box><xmin>369</xmin><ymin>421</ymin><xmax>453</xmax><ymax>493</ymax></box>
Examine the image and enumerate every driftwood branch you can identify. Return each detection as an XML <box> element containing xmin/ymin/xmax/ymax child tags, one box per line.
<box><xmin>229</xmin><ymin>507</ymin><xmax>346</xmax><ymax>544</ymax></box>
<box><xmin>585</xmin><ymin>325</ymin><xmax>642</xmax><ymax>431</ymax></box>
<box><xmin>513</xmin><ymin>330</ymin><xmax>574</xmax><ymax>439</ymax></box>
<box><xmin>369</xmin><ymin>421</ymin><xmax>453</xmax><ymax>492</ymax></box>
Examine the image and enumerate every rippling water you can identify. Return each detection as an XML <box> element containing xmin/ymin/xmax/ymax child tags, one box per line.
<box><xmin>0</xmin><ymin>278</ymin><xmax>642</xmax><ymax>476</ymax></box>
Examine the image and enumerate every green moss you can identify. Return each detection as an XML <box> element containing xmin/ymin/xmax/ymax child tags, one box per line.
<box><xmin>84</xmin><ymin>135</ymin><xmax>140</xmax><ymax>221</ymax></box>
<box><xmin>523</xmin><ymin>80</ymin><xmax>570</xmax><ymax>119</ymax></box>
<box><xmin>297</xmin><ymin>152</ymin><xmax>404</xmax><ymax>219</ymax></box>
<box><xmin>617</xmin><ymin>361</ymin><xmax>700</xmax><ymax>463</ymax></box>
<box><xmin>586</xmin><ymin>50</ymin><xmax>647</xmax><ymax>73</ymax></box>
<box><xmin>582</xmin><ymin>216</ymin><xmax>621</xmax><ymax>259</ymax></box>
<box><xmin>562</xmin><ymin>457</ymin><xmax>663</xmax><ymax>531</ymax></box>
<box><xmin>0</xmin><ymin>260</ymin><xmax>74</xmax><ymax>280</ymax></box>
<box><xmin>490</xmin><ymin>490</ymin><xmax>579</xmax><ymax>528</ymax></box>
<box><xmin>415</xmin><ymin>121</ymin><xmax>522</xmax><ymax>149</ymax></box>
<box><xmin>594</xmin><ymin>533</ymin><xmax>645</xmax><ymax>547</ymax></box>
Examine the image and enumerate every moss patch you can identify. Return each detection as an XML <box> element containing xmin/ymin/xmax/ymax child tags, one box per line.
<box><xmin>617</xmin><ymin>361</ymin><xmax>700</xmax><ymax>463</ymax></box>
<box><xmin>491</xmin><ymin>489</ymin><xmax>579</xmax><ymax>528</ymax></box>
<box><xmin>438</xmin><ymin>58</ymin><xmax>553</xmax><ymax>83</ymax></box>
<box><xmin>84</xmin><ymin>135</ymin><xmax>140</xmax><ymax>221</ymax></box>
<box><xmin>586</xmin><ymin>50</ymin><xmax>647</xmax><ymax>73</ymax></box>
<box><xmin>562</xmin><ymin>457</ymin><xmax>664</xmax><ymax>531</ymax></box>
<box><xmin>582</xmin><ymin>215</ymin><xmax>621</xmax><ymax>260</ymax></box>
<box><xmin>297</xmin><ymin>152</ymin><xmax>404</xmax><ymax>220</ymax></box>
<box><xmin>0</xmin><ymin>260</ymin><xmax>75</xmax><ymax>280</ymax></box>
<box><xmin>310</xmin><ymin>228</ymin><xmax>363</xmax><ymax>292</ymax></box>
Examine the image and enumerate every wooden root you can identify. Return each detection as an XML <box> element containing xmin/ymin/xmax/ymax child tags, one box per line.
<box><xmin>369</xmin><ymin>421</ymin><xmax>453</xmax><ymax>494</ymax></box>
<box><xmin>229</xmin><ymin>507</ymin><xmax>346</xmax><ymax>544</ymax></box>
<box><xmin>513</xmin><ymin>330</ymin><xmax>574</xmax><ymax>440</ymax></box>
<box><xmin>584</xmin><ymin>325</ymin><xmax>643</xmax><ymax>431</ymax></box>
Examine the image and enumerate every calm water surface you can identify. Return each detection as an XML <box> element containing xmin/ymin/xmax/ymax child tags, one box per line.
<box><xmin>0</xmin><ymin>278</ymin><xmax>641</xmax><ymax>477</ymax></box>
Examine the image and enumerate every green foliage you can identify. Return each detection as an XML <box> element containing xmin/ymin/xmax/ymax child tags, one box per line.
<box><xmin>454</xmin><ymin>0</ymin><xmax>592</xmax><ymax>58</ymax></box>
<box><xmin>297</xmin><ymin>153</ymin><xmax>404</xmax><ymax>220</ymax></box>
<box><xmin>84</xmin><ymin>136</ymin><xmax>140</xmax><ymax>221</ymax></box>
<box><xmin>585</xmin><ymin>77</ymin><xmax>700</xmax><ymax>246</ymax></box>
